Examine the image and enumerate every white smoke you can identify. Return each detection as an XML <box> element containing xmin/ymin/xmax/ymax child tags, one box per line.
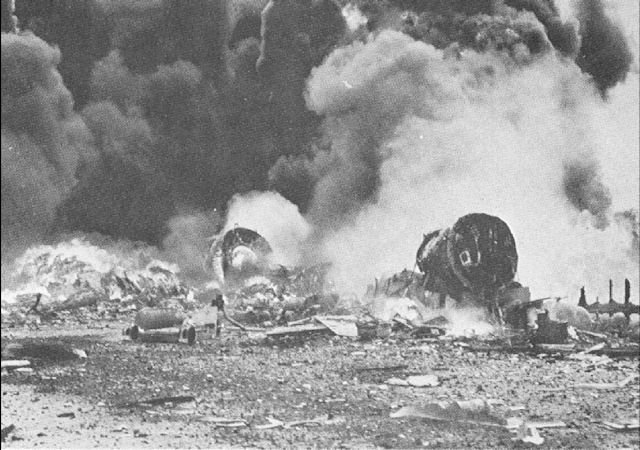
<box><xmin>224</xmin><ymin>191</ymin><xmax>311</xmax><ymax>267</ymax></box>
<box><xmin>342</xmin><ymin>4</ymin><xmax>368</xmax><ymax>32</ymax></box>
<box><xmin>308</xmin><ymin>30</ymin><xmax>638</xmax><ymax>301</ymax></box>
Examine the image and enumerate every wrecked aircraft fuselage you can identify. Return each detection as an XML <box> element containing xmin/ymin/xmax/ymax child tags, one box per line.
<box><xmin>220</xmin><ymin>227</ymin><xmax>272</xmax><ymax>274</ymax></box>
<box><xmin>206</xmin><ymin>227</ymin><xmax>273</xmax><ymax>286</ymax></box>
<box><xmin>417</xmin><ymin>213</ymin><xmax>518</xmax><ymax>307</ymax></box>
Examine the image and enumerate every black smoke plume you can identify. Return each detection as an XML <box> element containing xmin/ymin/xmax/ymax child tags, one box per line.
<box><xmin>504</xmin><ymin>0</ymin><xmax>579</xmax><ymax>56</ymax></box>
<box><xmin>614</xmin><ymin>210</ymin><xmax>639</xmax><ymax>261</ymax></box>
<box><xmin>562</xmin><ymin>158</ymin><xmax>612</xmax><ymax>230</ymax></box>
<box><xmin>257</xmin><ymin>0</ymin><xmax>346</xmax><ymax>133</ymax></box>
<box><xmin>576</xmin><ymin>0</ymin><xmax>633</xmax><ymax>96</ymax></box>
<box><xmin>14</xmin><ymin>0</ymin><xmax>230</xmax><ymax>107</ymax></box>
<box><xmin>1</xmin><ymin>31</ymin><xmax>94</xmax><ymax>260</ymax></box>
<box><xmin>14</xmin><ymin>0</ymin><xmax>111</xmax><ymax>107</ymax></box>
<box><xmin>2</xmin><ymin>0</ymin><xmax>347</xmax><ymax>262</ymax></box>
<box><xmin>351</xmin><ymin>0</ymin><xmax>576</xmax><ymax>57</ymax></box>
<box><xmin>269</xmin><ymin>0</ymin><xmax>580</xmax><ymax>231</ymax></box>
<box><xmin>1</xmin><ymin>0</ymin><xmax>636</xmax><ymax>288</ymax></box>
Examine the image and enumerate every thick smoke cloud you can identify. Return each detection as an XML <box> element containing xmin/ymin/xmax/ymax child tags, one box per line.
<box><xmin>1</xmin><ymin>32</ymin><xmax>94</xmax><ymax>260</ymax></box>
<box><xmin>505</xmin><ymin>0</ymin><xmax>579</xmax><ymax>56</ymax></box>
<box><xmin>562</xmin><ymin>158</ymin><xmax>612</xmax><ymax>230</ymax></box>
<box><xmin>2</xmin><ymin>0</ymin><xmax>637</xmax><ymax>301</ymax></box>
<box><xmin>58</xmin><ymin>99</ymin><xmax>175</xmax><ymax>243</ymax></box>
<box><xmin>288</xmin><ymin>5</ymin><xmax>563</xmax><ymax>233</ymax></box>
<box><xmin>257</xmin><ymin>0</ymin><xmax>346</xmax><ymax>136</ymax></box>
<box><xmin>223</xmin><ymin>191</ymin><xmax>312</xmax><ymax>267</ymax></box>
<box><xmin>348</xmin><ymin>0</ymin><xmax>632</xmax><ymax>95</ymax></box>
<box><xmin>350</xmin><ymin>0</ymin><xmax>574</xmax><ymax>57</ymax></box>
<box><xmin>614</xmin><ymin>210</ymin><xmax>640</xmax><ymax>261</ymax></box>
<box><xmin>162</xmin><ymin>210</ymin><xmax>222</xmax><ymax>280</ymax></box>
<box><xmin>576</xmin><ymin>0</ymin><xmax>633</xmax><ymax>96</ymax></box>
<box><xmin>14</xmin><ymin>0</ymin><xmax>231</xmax><ymax>107</ymax></box>
<box><xmin>2</xmin><ymin>0</ymin><xmax>347</xmax><ymax>258</ymax></box>
<box><xmin>308</xmin><ymin>30</ymin><xmax>638</xmax><ymax>299</ymax></box>
<box><xmin>269</xmin><ymin>0</ymin><xmax>628</xmax><ymax>223</ymax></box>
<box><xmin>302</xmin><ymin>34</ymin><xmax>446</xmax><ymax>230</ymax></box>
<box><xmin>14</xmin><ymin>0</ymin><xmax>111</xmax><ymax>107</ymax></box>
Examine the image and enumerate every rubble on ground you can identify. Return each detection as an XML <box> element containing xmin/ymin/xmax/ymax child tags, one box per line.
<box><xmin>1</xmin><ymin>239</ymin><xmax>194</xmax><ymax>327</ymax></box>
<box><xmin>2</xmin><ymin>235</ymin><xmax>638</xmax><ymax>359</ymax></box>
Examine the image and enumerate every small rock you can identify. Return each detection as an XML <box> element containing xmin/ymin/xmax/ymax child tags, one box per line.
<box><xmin>133</xmin><ymin>429</ymin><xmax>149</xmax><ymax>438</ymax></box>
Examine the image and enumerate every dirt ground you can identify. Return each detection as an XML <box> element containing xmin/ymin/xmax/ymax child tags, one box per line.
<box><xmin>1</xmin><ymin>320</ymin><xmax>639</xmax><ymax>449</ymax></box>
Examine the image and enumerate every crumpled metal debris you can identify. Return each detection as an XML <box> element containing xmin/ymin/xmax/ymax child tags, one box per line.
<box><xmin>1</xmin><ymin>240</ymin><xmax>194</xmax><ymax>326</ymax></box>
<box><xmin>416</xmin><ymin>214</ymin><xmax>518</xmax><ymax>307</ymax></box>
<box><xmin>255</xmin><ymin>414</ymin><xmax>345</xmax><ymax>430</ymax></box>
<box><xmin>385</xmin><ymin>374</ymin><xmax>440</xmax><ymax>387</ymax></box>
<box><xmin>390</xmin><ymin>399</ymin><xmax>503</xmax><ymax>426</ymax></box>
<box><xmin>601</xmin><ymin>419</ymin><xmax>640</xmax><ymax>431</ymax></box>
<box><xmin>579</xmin><ymin>279</ymin><xmax>639</xmax><ymax>320</ymax></box>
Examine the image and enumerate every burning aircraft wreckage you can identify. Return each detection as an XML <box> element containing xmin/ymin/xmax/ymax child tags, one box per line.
<box><xmin>4</xmin><ymin>213</ymin><xmax>636</xmax><ymax>349</ymax></box>
<box><xmin>1</xmin><ymin>0</ymin><xmax>639</xmax><ymax>443</ymax></box>
<box><xmin>2</xmin><ymin>212</ymin><xmax>639</xmax><ymax>444</ymax></box>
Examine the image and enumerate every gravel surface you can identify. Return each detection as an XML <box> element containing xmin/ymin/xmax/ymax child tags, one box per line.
<box><xmin>1</xmin><ymin>322</ymin><xmax>639</xmax><ymax>449</ymax></box>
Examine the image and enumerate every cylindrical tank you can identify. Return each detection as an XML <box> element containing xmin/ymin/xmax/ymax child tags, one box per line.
<box><xmin>416</xmin><ymin>213</ymin><xmax>518</xmax><ymax>301</ymax></box>
<box><xmin>134</xmin><ymin>307</ymin><xmax>186</xmax><ymax>330</ymax></box>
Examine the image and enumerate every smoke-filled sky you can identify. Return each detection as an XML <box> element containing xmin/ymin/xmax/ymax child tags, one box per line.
<box><xmin>1</xmin><ymin>0</ymin><xmax>638</xmax><ymax>300</ymax></box>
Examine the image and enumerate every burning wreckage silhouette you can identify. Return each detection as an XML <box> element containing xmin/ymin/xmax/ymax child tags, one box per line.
<box><xmin>123</xmin><ymin>214</ymin><xmax>637</xmax><ymax>346</ymax></box>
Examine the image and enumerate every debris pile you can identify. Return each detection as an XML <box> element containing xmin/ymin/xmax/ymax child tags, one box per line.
<box><xmin>579</xmin><ymin>280</ymin><xmax>640</xmax><ymax>325</ymax></box>
<box><xmin>1</xmin><ymin>239</ymin><xmax>194</xmax><ymax>326</ymax></box>
<box><xmin>2</xmin><ymin>217</ymin><xmax>637</xmax><ymax>357</ymax></box>
<box><xmin>223</xmin><ymin>263</ymin><xmax>337</xmax><ymax>326</ymax></box>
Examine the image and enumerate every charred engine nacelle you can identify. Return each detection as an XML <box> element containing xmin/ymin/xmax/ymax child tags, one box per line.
<box><xmin>416</xmin><ymin>213</ymin><xmax>518</xmax><ymax>305</ymax></box>
<box><xmin>221</xmin><ymin>227</ymin><xmax>272</xmax><ymax>274</ymax></box>
<box><xmin>206</xmin><ymin>227</ymin><xmax>273</xmax><ymax>285</ymax></box>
